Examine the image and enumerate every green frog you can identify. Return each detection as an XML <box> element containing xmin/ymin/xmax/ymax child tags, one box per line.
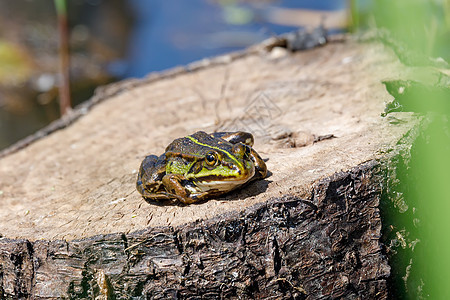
<box><xmin>136</xmin><ymin>131</ymin><xmax>267</xmax><ymax>204</ymax></box>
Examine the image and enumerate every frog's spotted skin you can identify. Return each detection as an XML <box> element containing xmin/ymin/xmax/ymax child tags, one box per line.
<box><xmin>136</xmin><ymin>131</ymin><xmax>267</xmax><ymax>204</ymax></box>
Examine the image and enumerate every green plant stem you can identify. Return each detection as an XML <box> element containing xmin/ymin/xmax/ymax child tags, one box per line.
<box><xmin>54</xmin><ymin>0</ymin><xmax>71</xmax><ymax>115</ymax></box>
<box><xmin>349</xmin><ymin>0</ymin><xmax>359</xmax><ymax>32</ymax></box>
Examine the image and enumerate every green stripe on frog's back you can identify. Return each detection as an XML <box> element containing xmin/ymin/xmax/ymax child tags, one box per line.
<box><xmin>186</xmin><ymin>135</ymin><xmax>243</xmax><ymax>169</ymax></box>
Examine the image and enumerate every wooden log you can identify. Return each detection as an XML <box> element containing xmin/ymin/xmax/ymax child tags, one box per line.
<box><xmin>0</xmin><ymin>36</ymin><xmax>417</xmax><ymax>298</ymax></box>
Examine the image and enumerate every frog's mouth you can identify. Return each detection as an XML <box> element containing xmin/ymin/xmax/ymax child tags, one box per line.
<box><xmin>195</xmin><ymin>177</ymin><xmax>251</xmax><ymax>192</ymax></box>
<box><xmin>191</xmin><ymin>167</ymin><xmax>255</xmax><ymax>193</ymax></box>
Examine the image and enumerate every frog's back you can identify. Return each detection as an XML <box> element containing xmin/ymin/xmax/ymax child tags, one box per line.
<box><xmin>165</xmin><ymin>131</ymin><xmax>234</xmax><ymax>156</ymax></box>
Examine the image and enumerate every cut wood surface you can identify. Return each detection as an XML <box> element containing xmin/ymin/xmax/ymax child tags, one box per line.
<box><xmin>0</xmin><ymin>38</ymin><xmax>411</xmax><ymax>241</ymax></box>
<box><xmin>0</xmin><ymin>36</ymin><xmax>418</xmax><ymax>298</ymax></box>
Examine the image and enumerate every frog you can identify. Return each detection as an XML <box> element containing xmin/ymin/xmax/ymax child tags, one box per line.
<box><xmin>136</xmin><ymin>131</ymin><xmax>267</xmax><ymax>204</ymax></box>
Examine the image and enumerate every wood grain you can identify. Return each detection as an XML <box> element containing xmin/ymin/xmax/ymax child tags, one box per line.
<box><xmin>0</xmin><ymin>36</ymin><xmax>417</xmax><ymax>298</ymax></box>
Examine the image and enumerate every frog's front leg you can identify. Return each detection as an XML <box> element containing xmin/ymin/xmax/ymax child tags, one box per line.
<box><xmin>162</xmin><ymin>174</ymin><xmax>200</xmax><ymax>204</ymax></box>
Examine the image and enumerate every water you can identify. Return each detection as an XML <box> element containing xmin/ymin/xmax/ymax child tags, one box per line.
<box><xmin>123</xmin><ymin>0</ymin><xmax>346</xmax><ymax>77</ymax></box>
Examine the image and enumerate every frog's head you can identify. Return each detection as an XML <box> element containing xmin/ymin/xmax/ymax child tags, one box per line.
<box><xmin>165</xmin><ymin>132</ymin><xmax>256</xmax><ymax>195</ymax></box>
<box><xmin>190</xmin><ymin>142</ymin><xmax>256</xmax><ymax>192</ymax></box>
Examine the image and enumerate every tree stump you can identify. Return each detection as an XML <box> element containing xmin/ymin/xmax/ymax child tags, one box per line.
<box><xmin>0</xmin><ymin>36</ymin><xmax>417</xmax><ymax>299</ymax></box>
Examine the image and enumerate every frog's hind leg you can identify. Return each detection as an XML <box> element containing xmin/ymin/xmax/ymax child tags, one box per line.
<box><xmin>141</xmin><ymin>190</ymin><xmax>182</xmax><ymax>202</ymax></box>
<box><xmin>249</xmin><ymin>149</ymin><xmax>268</xmax><ymax>180</ymax></box>
<box><xmin>211</xmin><ymin>131</ymin><xmax>254</xmax><ymax>146</ymax></box>
<box><xmin>139</xmin><ymin>154</ymin><xmax>166</xmax><ymax>179</ymax></box>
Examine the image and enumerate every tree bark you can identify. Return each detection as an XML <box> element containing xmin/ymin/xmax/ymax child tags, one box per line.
<box><xmin>1</xmin><ymin>161</ymin><xmax>390</xmax><ymax>299</ymax></box>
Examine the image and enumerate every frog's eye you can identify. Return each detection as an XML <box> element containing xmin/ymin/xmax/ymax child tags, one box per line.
<box><xmin>205</xmin><ymin>151</ymin><xmax>218</xmax><ymax>166</ymax></box>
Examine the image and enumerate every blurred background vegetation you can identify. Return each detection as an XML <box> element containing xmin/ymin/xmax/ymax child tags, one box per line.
<box><xmin>0</xmin><ymin>0</ymin><xmax>449</xmax><ymax>298</ymax></box>
<box><xmin>354</xmin><ymin>0</ymin><xmax>450</xmax><ymax>299</ymax></box>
